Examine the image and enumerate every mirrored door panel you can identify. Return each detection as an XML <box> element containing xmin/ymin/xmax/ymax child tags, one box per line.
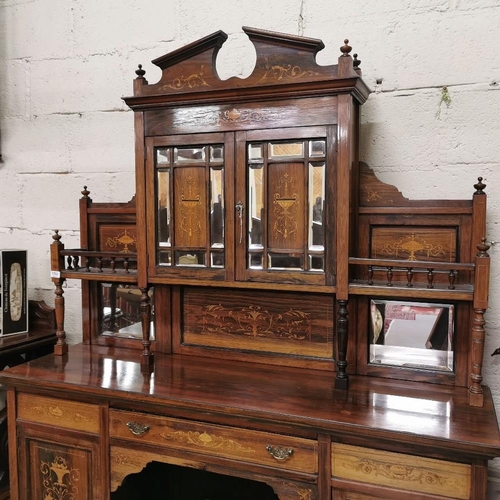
<box><xmin>146</xmin><ymin>133</ymin><xmax>234</xmax><ymax>280</ymax></box>
<box><xmin>236</xmin><ymin>127</ymin><xmax>334</xmax><ymax>286</ymax></box>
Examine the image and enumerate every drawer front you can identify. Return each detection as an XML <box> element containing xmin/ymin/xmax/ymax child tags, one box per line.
<box><xmin>332</xmin><ymin>444</ymin><xmax>471</xmax><ymax>499</ymax></box>
<box><xmin>17</xmin><ymin>393</ymin><xmax>100</xmax><ymax>434</ymax></box>
<box><xmin>110</xmin><ymin>409</ymin><xmax>317</xmax><ymax>474</ymax></box>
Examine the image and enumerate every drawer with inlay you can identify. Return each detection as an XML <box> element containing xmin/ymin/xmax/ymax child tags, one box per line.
<box><xmin>17</xmin><ymin>393</ymin><xmax>100</xmax><ymax>434</ymax></box>
<box><xmin>109</xmin><ymin>409</ymin><xmax>318</xmax><ymax>474</ymax></box>
<box><xmin>332</xmin><ymin>443</ymin><xmax>471</xmax><ymax>499</ymax></box>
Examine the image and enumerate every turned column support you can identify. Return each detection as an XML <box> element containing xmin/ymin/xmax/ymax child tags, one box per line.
<box><xmin>53</xmin><ymin>278</ymin><xmax>68</xmax><ymax>356</ymax></box>
<box><xmin>335</xmin><ymin>299</ymin><xmax>349</xmax><ymax>390</ymax></box>
<box><xmin>140</xmin><ymin>286</ymin><xmax>154</xmax><ymax>369</ymax></box>
<box><xmin>469</xmin><ymin>238</ymin><xmax>490</xmax><ymax>407</ymax></box>
<box><xmin>51</xmin><ymin>230</ymin><xmax>68</xmax><ymax>356</ymax></box>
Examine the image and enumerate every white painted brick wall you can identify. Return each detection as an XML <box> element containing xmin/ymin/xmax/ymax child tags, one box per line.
<box><xmin>1</xmin><ymin>0</ymin><xmax>500</xmax><ymax>471</ymax></box>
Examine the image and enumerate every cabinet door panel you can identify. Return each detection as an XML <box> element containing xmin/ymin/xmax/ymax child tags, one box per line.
<box><xmin>146</xmin><ymin>133</ymin><xmax>234</xmax><ymax>281</ymax></box>
<box><xmin>236</xmin><ymin>126</ymin><xmax>335</xmax><ymax>287</ymax></box>
<box><xmin>18</xmin><ymin>427</ymin><xmax>101</xmax><ymax>500</ymax></box>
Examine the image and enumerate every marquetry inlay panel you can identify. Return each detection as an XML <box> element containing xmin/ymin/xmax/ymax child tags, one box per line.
<box><xmin>268</xmin><ymin>164</ymin><xmax>305</xmax><ymax>249</ymax></box>
<box><xmin>162</xmin><ymin>65</ymin><xmax>210</xmax><ymax>91</ymax></box>
<box><xmin>174</xmin><ymin>167</ymin><xmax>207</xmax><ymax>247</ymax></box>
<box><xmin>109</xmin><ymin>410</ymin><xmax>318</xmax><ymax>474</ymax></box>
<box><xmin>28</xmin><ymin>440</ymin><xmax>92</xmax><ymax>500</ymax></box>
<box><xmin>371</xmin><ymin>227</ymin><xmax>457</xmax><ymax>263</ymax></box>
<box><xmin>332</xmin><ymin>444</ymin><xmax>471</xmax><ymax>499</ymax></box>
<box><xmin>18</xmin><ymin>394</ymin><xmax>100</xmax><ymax>434</ymax></box>
<box><xmin>99</xmin><ymin>225</ymin><xmax>137</xmax><ymax>253</ymax></box>
<box><xmin>182</xmin><ymin>287</ymin><xmax>334</xmax><ymax>359</ymax></box>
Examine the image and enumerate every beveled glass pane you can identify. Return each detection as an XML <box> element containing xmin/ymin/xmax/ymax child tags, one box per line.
<box><xmin>248</xmin><ymin>164</ymin><xmax>264</xmax><ymax>247</ymax></box>
<box><xmin>157</xmin><ymin>170</ymin><xmax>171</xmax><ymax>247</ymax></box>
<box><xmin>175</xmin><ymin>251</ymin><xmax>206</xmax><ymax>267</ymax></box>
<box><xmin>309</xmin><ymin>140</ymin><xmax>326</xmax><ymax>157</ymax></box>
<box><xmin>156</xmin><ymin>148</ymin><xmax>171</xmax><ymax>165</ymax></box>
<box><xmin>268</xmin><ymin>253</ymin><xmax>304</xmax><ymax>270</ymax></box>
<box><xmin>210</xmin><ymin>167</ymin><xmax>224</xmax><ymax>248</ymax></box>
<box><xmin>249</xmin><ymin>253</ymin><xmax>263</xmax><ymax>269</ymax></box>
<box><xmin>309</xmin><ymin>255</ymin><xmax>324</xmax><ymax>271</ymax></box>
<box><xmin>210</xmin><ymin>145</ymin><xmax>223</xmax><ymax>163</ymax></box>
<box><xmin>158</xmin><ymin>251</ymin><xmax>171</xmax><ymax>266</ymax></box>
<box><xmin>269</xmin><ymin>142</ymin><xmax>303</xmax><ymax>158</ymax></box>
<box><xmin>174</xmin><ymin>146</ymin><xmax>205</xmax><ymax>163</ymax></box>
<box><xmin>309</xmin><ymin>162</ymin><xmax>325</xmax><ymax>250</ymax></box>
<box><xmin>99</xmin><ymin>284</ymin><xmax>155</xmax><ymax>340</ymax></box>
<box><xmin>211</xmin><ymin>252</ymin><xmax>224</xmax><ymax>268</ymax></box>
<box><xmin>248</xmin><ymin>143</ymin><xmax>263</xmax><ymax>161</ymax></box>
<box><xmin>369</xmin><ymin>300</ymin><xmax>454</xmax><ymax>372</ymax></box>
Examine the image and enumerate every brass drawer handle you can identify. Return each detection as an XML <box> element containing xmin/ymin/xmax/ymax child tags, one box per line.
<box><xmin>126</xmin><ymin>421</ymin><xmax>150</xmax><ymax>436</ymax></box>
<box><xmin>266</xmin><ymin>444</ymin><xmax>294</xmax><ymax>461</ymax></box>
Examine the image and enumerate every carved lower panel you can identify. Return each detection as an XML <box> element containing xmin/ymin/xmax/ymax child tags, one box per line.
<box><xmin>110</xmin><ymin>446</ymin><xmax>203</xmax><ymax>492</ymax></box>
<box><xmin>182</xmin><ymin>287</ymin><xmax>333</xmax><ymax>358</ymax></box>
<box><xmin>332</xmin><ymin>444</ymin><xmax>471</xmax><ymax>499</ymax></box>
<box><xmin>18</xmin><ymin>394</ymin><xmax>100</xmax><ymax>434</ymax></box>
<box><xmin>111</xmin><ymin>446</ymin><xmax>317</xmax><ymax>500</ymax></box>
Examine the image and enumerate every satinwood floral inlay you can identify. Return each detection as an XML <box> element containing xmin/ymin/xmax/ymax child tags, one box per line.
<box><xmin>105</xmin><ymin>230</ymin><xmax>137</xmax><ymax>253</ymax></box>
<box><xmin>178</xmin><ymin>176</ymin><xmax>202</xmax><ymax>240</ymax></box>
<box><xmin>160</xmin><ymin>429</ymin><xmax>256</xmax><ymax>454</ymax></box>
<box><xmin>274</xmin><ymin>173</ymin><xmax>299</xmax><ymax>240</ymax></box>
<box><xmin>258</xmin><ymin>58</ymin><xmax>321</xmax><ymax>83</ymax></box>
<box><xmin>218</xmin><ymin>108</ymin><xmax>267</xmax><ymax>123</ymax></box>
<box><xmin>41</xmin><ymin>456</ymin><xmax>80</xmax><ymax>500</ymax></box>
<box><xmin>201</xmin><ymin>304</ymin><xmax>311</xmax><ymax>340</ymax></box>
<box><xmin>353</xmin><ymin>457</ymin><xmax>446</xmax><ymax>486</ymax></box>
<box><xmin>162</xmin><ymin>65</ymin><xmax>210</xmax><ymax>91</ymax></box>
<box><xmin>381</xmin><ymin>233</ymin><xmax>447</xmax><ymax>261</ymax></box>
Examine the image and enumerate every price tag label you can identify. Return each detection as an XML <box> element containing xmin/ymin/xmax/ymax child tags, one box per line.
<box><xmin>50</xmin><ymin>271</ymin><xmax>61</xmax><ymax>278</ymax></box>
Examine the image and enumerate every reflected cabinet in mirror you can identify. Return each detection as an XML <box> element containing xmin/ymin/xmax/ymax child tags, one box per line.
<box><xmin>369</xmin><ymin>299</ymin><xmax>454</xmax><ymax>372</ymax></box>
<box><xmin>99</xmin><ymin>284</ymin><xmax>155</xmax><ymax>341</ymax></box>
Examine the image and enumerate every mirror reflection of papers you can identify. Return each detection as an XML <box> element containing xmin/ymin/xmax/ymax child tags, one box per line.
<box><xmin>369</xmin><ymin>300</ymin><xmax>454</xmax><ymax>372</ymax></box>
<box><xmin>383</xmin><ymin>304</ymin><xmax>442</xmax><ymax>350</ymax></box>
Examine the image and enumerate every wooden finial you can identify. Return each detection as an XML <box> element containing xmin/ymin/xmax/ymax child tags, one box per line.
<box><xmin>81</xmin><ymin>186</ymin><xmax>90</xmax><ymax>198</ymax></box>
<box><xmin>477</xmin><ymin>237</ymin><xmax>490</xmax><ymax>257</ymax></box>
<box><xmin>340</xmin><ymin>39</ymin><xmax>352</xmax><ymax>56</ymax></box>
<box><xmin>474</xmin><ymin>177</ymin><xmax>486</xmax><ymax>194</ymax></box>
<box><xmin>52</xmin><ymin>230</ymin><xmax>61</xmax><ymax>242</ymax></box>
<box><xmin>353</xmin><ymin>53</ymin><xmax>361</xmax><ymax>70</ymax></box>
<box><xmin>135</xmin><ymin>64</ymin><xmax>146</xmax><ymax>79</ymax></box>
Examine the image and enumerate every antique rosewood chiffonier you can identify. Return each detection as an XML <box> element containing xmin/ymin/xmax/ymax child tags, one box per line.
<box><xmin>2</xmin><ymin>28</ymin><xmax>500</xmax><ymax>500</ymax></box>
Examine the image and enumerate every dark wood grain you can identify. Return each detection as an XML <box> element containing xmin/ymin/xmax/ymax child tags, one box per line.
<box><xmin>16</xmin><ymin>27</ymin><xmax>497</xmax><ymax>500</ymax></box>
<box><xmin>1</xmin><ymin>344</ymin><xmax>499</xmax><ymax>460</ymax></box>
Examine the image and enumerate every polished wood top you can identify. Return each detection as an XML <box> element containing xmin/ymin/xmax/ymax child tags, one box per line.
<box><xmin>2</xmin><ymin>343</ymin><xmax>499</xmax><ymax>459</ymax></box>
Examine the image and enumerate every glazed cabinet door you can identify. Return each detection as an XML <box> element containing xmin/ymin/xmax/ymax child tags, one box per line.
<box><xmin>17</xmin><ymin>426</ymin><xmax>102</xmax><ymax>500</ymax></box>
<box><xmin>146</xmin><ymin>132</ymin><xmax>235</xmax><ymax>282</ymax></box>
<box><xmin>235</xmin><ymin>126</ymin><xmax>336</xmax><ymax>286</ymax></box>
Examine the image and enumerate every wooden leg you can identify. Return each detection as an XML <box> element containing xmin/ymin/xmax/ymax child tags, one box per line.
<box><xmin>469</xmin><ymin>308</ymin><xmax>486</xmax><ymax>407</ymax></box>
<box><xmin>140</xmin><ymin>287</ymin><xmax>154</xmax><ymax>369</ymax></box>
<box><xmin>53</xmin><ymin>279</ymin><xmax>68</xmax><ymax>356</ymax></box>
<box><xmin>335</xmin><ymin>299</ymin><xmax>349</xmax><ymax>390</ymax></box>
